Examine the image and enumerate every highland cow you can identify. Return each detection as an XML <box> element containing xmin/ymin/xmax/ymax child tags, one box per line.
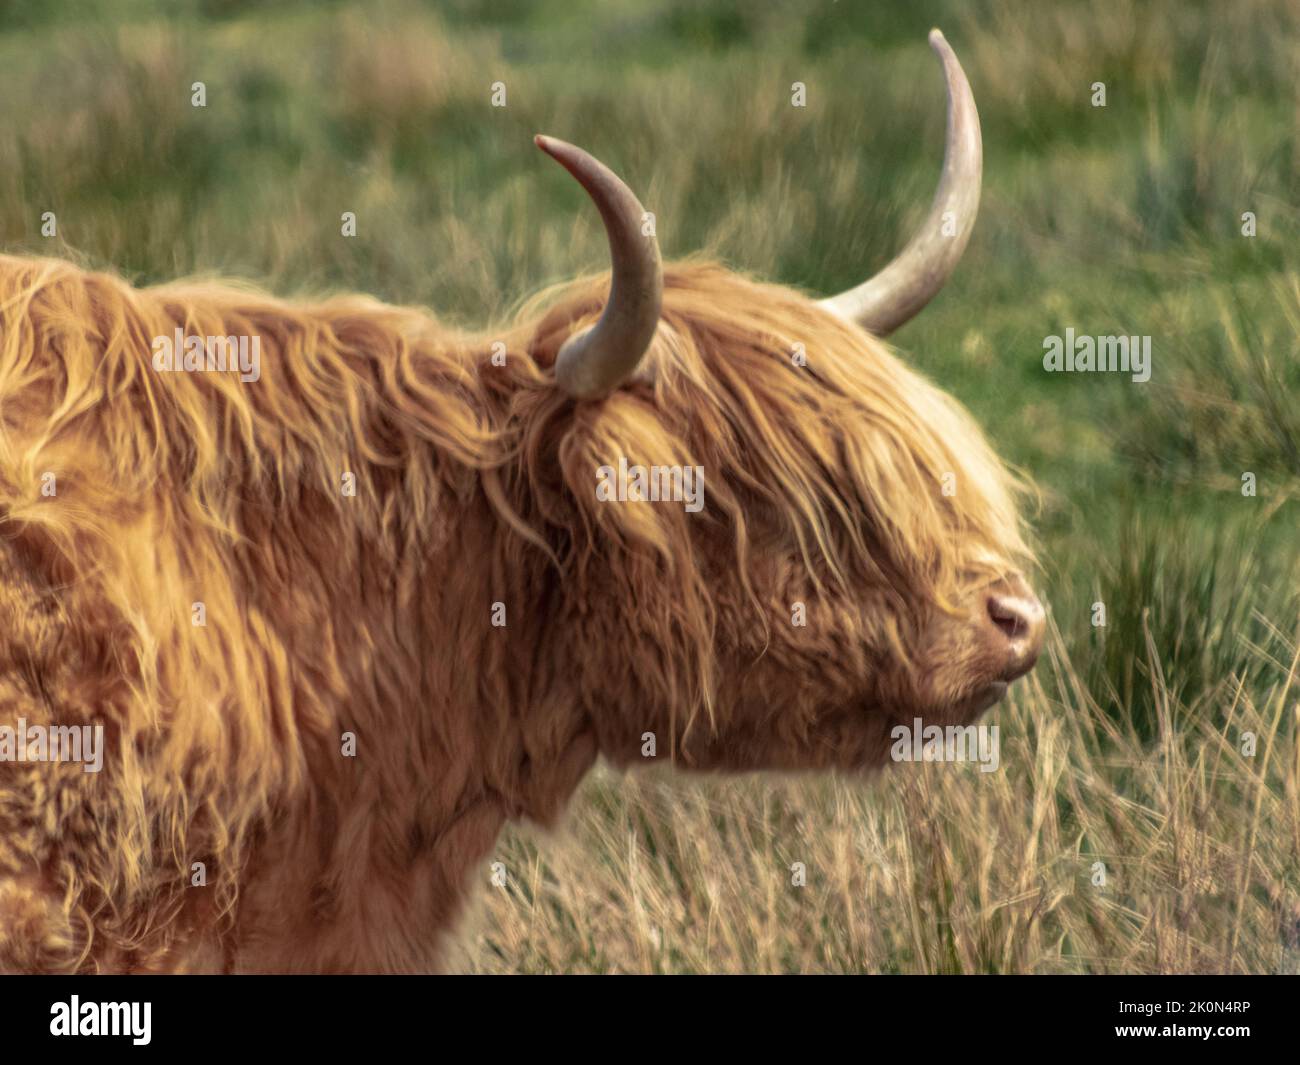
<box><xmin>0</xmin><ymin>31</ymin><xmax>1043</xmax><ymax>973</ymax></box>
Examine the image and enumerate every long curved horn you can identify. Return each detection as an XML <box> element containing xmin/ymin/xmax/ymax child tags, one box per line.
<box><xmin>535</xmin><ymin>135</ymin><xmax>663</xmax><ymax>399</ymax></box>
<box><xmin>819</xmin><ymin>29</ymin><xmax>982</xmax><ymax>336</ymax></box>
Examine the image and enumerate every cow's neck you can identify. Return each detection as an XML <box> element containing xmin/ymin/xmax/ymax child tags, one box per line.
<box><xmin>228</xmin><ymin>487</ymin><xmax>597</xmax><ymax>971</ymax></box>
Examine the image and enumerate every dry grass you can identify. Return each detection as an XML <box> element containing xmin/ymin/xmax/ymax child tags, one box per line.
<box><xmin>450</xmin><ymin>620</ymin><xmax>1299</xmax><ymax>974</ymax></box>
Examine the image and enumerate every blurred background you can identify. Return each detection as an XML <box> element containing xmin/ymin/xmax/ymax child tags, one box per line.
<box><xmin>2</xmin><ymin>0</ymin><xmax>1296</xmax><ymax>973</ymax></box>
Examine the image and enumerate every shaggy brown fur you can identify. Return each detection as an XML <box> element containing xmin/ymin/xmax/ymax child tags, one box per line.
<box><xmin>0</xmin><ymin>252</ymin><xmax>1029</xmax><ymax>972</ymax></box>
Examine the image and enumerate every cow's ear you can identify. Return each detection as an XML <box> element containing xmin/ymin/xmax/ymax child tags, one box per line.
<box><xmin>535</xmin><ymin>135</ymin><xmax>662</xmax><ymax>400</ymax></box>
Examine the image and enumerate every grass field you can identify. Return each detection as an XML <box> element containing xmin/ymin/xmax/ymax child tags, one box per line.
<box><xmin>3</xmin><ymin>0</ymin><xmax>1296</xmax><ymax>972</ymax></box>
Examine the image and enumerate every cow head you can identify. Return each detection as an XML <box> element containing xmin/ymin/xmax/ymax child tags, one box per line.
<box><xmin>520</xmin><ymin>31</ymin><xmax>1043</xmax><ymax>773</ymax></box>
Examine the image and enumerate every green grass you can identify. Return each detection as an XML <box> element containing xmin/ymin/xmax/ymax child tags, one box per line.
<box><xmin>3</xmin><ymin>0</ymin><xmax>1296</xmax><ymax>972</ymax></box>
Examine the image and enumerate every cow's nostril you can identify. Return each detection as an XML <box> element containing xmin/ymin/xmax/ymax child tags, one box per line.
<box><xmin>987</xmin><ymin>595</ymin><xmax>1029</xmax><ymax>639</ymax></box>
<box><xmin>983</xmin><ymin>584</ymin><xmax>1046</xmax><ymax>681</ymax></box>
